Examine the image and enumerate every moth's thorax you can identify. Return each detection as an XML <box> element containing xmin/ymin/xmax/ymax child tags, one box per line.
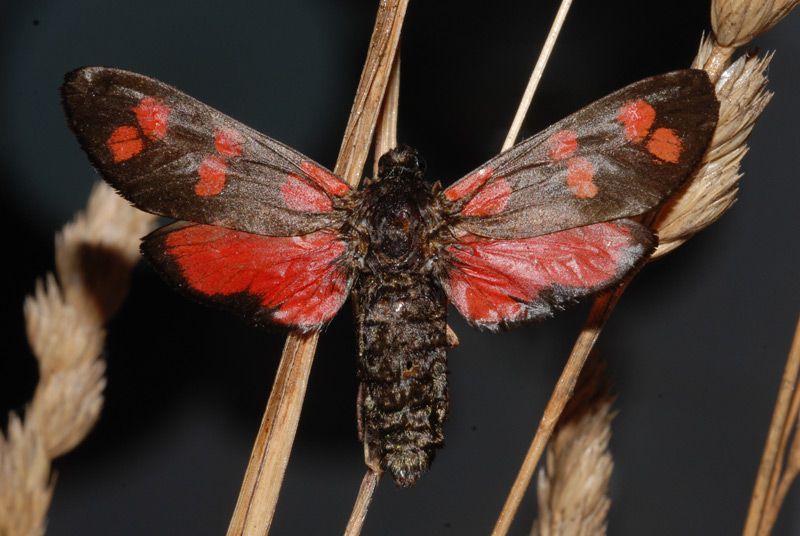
<box><xmin>353</xmin><ymin>146</ymin><xmax>442</xmax><ymax>273</ymax></box>
<box><xmin>368</xmin><ymin>191</ymin><xmax>423</xmax><ymax>266</ymax></box>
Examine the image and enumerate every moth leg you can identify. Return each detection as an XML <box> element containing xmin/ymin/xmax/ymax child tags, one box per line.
<box><xmin>446</xmin><ymin>324</ymin><xmax>459</xmax><ymax>348</ymax></box>
<box><xmin>357</xmin><ymin>383</ymin><xmax>383</xmax><ymax>473</ymax></box>
<box><xmin>356</xmin><ymin>382</ymin><xmax>365</xmax><ymax>442</ymax></box>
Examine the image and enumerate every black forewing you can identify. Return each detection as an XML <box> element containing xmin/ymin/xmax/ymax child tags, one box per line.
<box><xmin>443</xmin><ymin>69</ymin><xmax>719</xmax><ymax>239</ymax></box>
<box><xmin>62</xmin><ymin>67</ymin><xmax>350</xmax><ymax>237</ymax></box>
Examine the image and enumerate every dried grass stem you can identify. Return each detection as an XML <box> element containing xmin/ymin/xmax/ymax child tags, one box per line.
<box><xmin>341</xmin><ymin>49</ymin><xmax>402</xmax><ymax>536</ymax></box>
<box><xmin>493</xmin><ymin>289</ymin><xmax>621</xmax><ymax>536</ymax></box>
<box><xmin>494</xmin><ymin>3</ymin><xmax>787</xmax><ymax>533</ymax></box>
<box><xmin>743</xmin><ymin>315</ymin><xmax>800</xmax><ymax>536</ymax></box>
<box><xmin>344</xmin><ymin>470</ymin><xmax>381</xmax><ymax>536</ymax></box>
<box><xmin>225</xmin><ymin>2</ymin><xmax>409</xmax><ymax>534</ymax></box>
<box><xmin>502</xmin><ymin>0</ymin><xmax>574</xmax><ymax>151</ymax></box>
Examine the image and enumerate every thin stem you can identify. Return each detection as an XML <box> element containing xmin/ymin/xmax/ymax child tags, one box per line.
<box><xmin>373</xmin><ymin>53</ymin><xmax>401</xmax><ymax>177</ymax></box>
<box><xmin>226</xmin><ymin>2</ymin><xmax>409</xmax><ymax>534</ymax></box>
<box><xmin>758</xmin><ymin>464</ymin><xmax>800</xmax><ymax>536</ymax></box>
<box><xmin>226</xmin><ymin>334</ymin><xmax>318</xmax><ymax>536</ymax></box>
<box><xmin>744</xmin><ymin>315</ymin><xmax>800</xmax><ymax>536</ymax></box>
<box><xmin>702</xmin><ymin>43</ymin><xmax>736</xmax><ymax>83</ymax></box>
<box><xmin>344</xmin><ymin>471</ymin><xmax>382</xmax><ymax>536</ymax></box>
<box><xmin>502</xmin><ymin>0</ymin><xmax>574</xmax><ymax>151</ymax></box>
<box><xmin>341</xmin><ymin>49</ymin><xmax>401</xmax><ymax>536</ymax></box>
<box><xmin>491</xmin><ymin>2</ymin><xmax>586</xmax><ymax>534</ymax></box>
<box><xmin>336</xmin><ymin>0</ymin><xmax>409</xmax><ymax>185</ymax></box>
<box><xmin>491</xmin><ymin>288</ymin><xmax>622</xmax><ymax>536</ymax></box>
<box><xmin>762</xmin><ymin>325</ymin><xmax>800</xmax><ymax>518</ymax></box>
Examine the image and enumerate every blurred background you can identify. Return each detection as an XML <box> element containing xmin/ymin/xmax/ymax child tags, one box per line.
<box><xmin>1</xmin><ymin>1</ymin><xmax>798</xmax><ymax>534</ymax></box>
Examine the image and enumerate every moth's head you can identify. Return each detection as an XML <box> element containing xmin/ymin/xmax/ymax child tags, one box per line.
<box><xmin>377</xmin><ymin>144</ymin><xmax>426</xmax><ymax>180</ymax></box>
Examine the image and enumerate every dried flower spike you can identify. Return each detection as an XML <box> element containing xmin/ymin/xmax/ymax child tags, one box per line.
<box><xmin>226</xmin><ymin>3</ymin><xmax>409</xmax><ymax>534</ymax></box>
<box><xmin>0</xmin><ymin>417</ymin><xmax>53</xmax><ymax>536</ymax></box>
<box><xmin>532</xmin><ymin>361</ymin><xmax>615</xmax><ymax>536</ymax></box>
<box><xmin>712</xmin><ymin>0</ymin><xmax>799</xmax><ymax>47</ymax></box>
<box><xmin>1</xmin><ymin>182</ymin><xmax>154</xmax><ymax>536</ymax></box>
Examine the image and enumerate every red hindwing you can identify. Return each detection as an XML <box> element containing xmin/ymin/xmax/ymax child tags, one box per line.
<box><xmin>439</xmin><ymin>220</ymin><xmax>654</xmax><ymax>329</ymax></box>
<box><xmin>142</xmin><ymin>223</ymin><xmax>353</xmax><ymax>331</ymax></box>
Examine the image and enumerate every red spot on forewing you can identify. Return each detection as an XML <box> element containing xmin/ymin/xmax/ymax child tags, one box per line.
<box><xmin>281</xmin><ymin>173</ymin><xmax>333</xmax><ymax>212</ymax></box>
<box><xmin>107</xmin><ymin>125</ymin><xmax>144</xmax><ymax>162</ymax></box>
<box><xmin>565</xmin><ymin>157</ymin><xmax>598</xmax><ymax>199</ymax></box>
<box><xmin>547</xmin><ymin>130</ymin><xmax>578</xmax><ymax>161</ymax></box>
<box><xmin>617</xmin><ymin>99</ymin><xmax>656</xmax><ymax>142</ymax></box>
<box><xmin>196</xmin><ymin>156</ymin><xmax>228</xmax><ymax>196</ymax></box>
<box><xmin>462</xmin><ymin>178</ymin><xmax>512</xmax><ymax>217</ymax></box>
<box><xmin>299</xmin><ymin>161</ymin><xmax>349</xmax><ymax>197</ymax></box>
<box><xmin>444</xmin><ymin>167</ymin><xmax>494</xmax><ymax>202</ymax></box>
<box><xmin>164</xmin><ymin>225</ymin><xmax>349</xmax><ymax>327</ymax></box>
<box><xmin>214</xmin><ymin>128</ymin><xmax>245</xmax><ymax>157</ymax></box>
<box><xmin>133</xmin><ymin>97</ymin><xmax>171</xmax><ymax>140</ymax></box>
<box><xmin>443</xmin><ymin>222</ymin><xmax>635</xmax><ymax>325</ymax></box>
<box><xmin>646</xmin><ymin>127</ymin><xmax>683</xmax><ymax>163</ymax></box>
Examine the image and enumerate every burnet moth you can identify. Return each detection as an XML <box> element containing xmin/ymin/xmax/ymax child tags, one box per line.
<box><xmin>62</xmin><ymin>66</ymin><xmax>718</xmax><ymax>486</ymax></box>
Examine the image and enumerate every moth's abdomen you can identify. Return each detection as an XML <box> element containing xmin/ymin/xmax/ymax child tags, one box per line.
<box><xmin>355</xmin><ymin>273</ymin><xmax>449</xmax><ymax>487</ymax></box>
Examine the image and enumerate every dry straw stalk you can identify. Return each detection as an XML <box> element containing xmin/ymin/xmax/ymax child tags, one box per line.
<box><xmin>342</xmin><ymin>51</ymin><xmax>402</xmax><ymax>536</ymax></box>
<box><xmin>503</xmin><ymin>0</ymin><xmax>574</xmax><ymax>152</ymax></box>
<box><xmin>225</xmin><ymin>2</ymin><xmax>409</xmax><ymax>534</ymax></box>
<box><xmin>1</xmin><ymin>183</ymin><xmax>155</xmax><ymax>536</ymax></box>
<box><xmin>743</xmin><ymin>316</ymin><xmax>800</xmax><ymax>536</ymax></box>
<box><xmin>493</xmin><ymin>0</ymin><xmax>796</xmax><ymax>533</ymax></box>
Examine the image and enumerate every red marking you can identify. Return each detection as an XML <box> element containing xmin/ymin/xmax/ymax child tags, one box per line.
<box><xmin>443</xmin><ymin>223</ymin><xmax>634</xmax><ymax>325</ymax></box>
<box><xmin>107</xmin><ymin>125</ymin><xmax>143</xmax><ymax>162</ymax></box>
<box><xmin>547</xmin><ymin>130</ymin><xmax>578</xmax><ymax>161</ymax></box>
<box><xmin>617</xmin><ymin>99</ymin><xmax>656</xmax><ymax>142</ymax></box>
<box><xmin>133</xmin><ymin>97</ymin><xmax>171</xmax><ymax>140</ymax></box>
<box><xmin>646</xmin><ymin>127</ymin><xmax>683</xmax><ymax>163</ymax></box>
<box><xmin>566</xmin><ymin>157</ymin><xmax>597</xmax><ymax>199</ymax></box>
<box><xmin>462</xmin><ymin>178</ymin><xmax>512</xmax><ymax>217</ymax></box>
<box><xmin>300</xmin><ymin>161</ymin><xmax>349</xmax><ymax>197</ymax></box>
<box><xmin>165</xmin><ymin>225</ymin><xmax>349</xmax><ymax>327</ymax></box>
<box><xmin>214</xmin><ymin>128</ymin><xmax>245</xmax><ymax>158</ymax></box>
<box><xmin>281</xmin><ymin>173</ymin><xmax>333</xmax><ymax>212</ymax></box>
<box><xmin>444</xmin><ymin>167</ymin><xmax>494</xmax><ymax>202</ymax></box>
<box><xmin>196</xmin><ymin>156</ymin><xmax>228</xmax><ymax>196</ymax></box>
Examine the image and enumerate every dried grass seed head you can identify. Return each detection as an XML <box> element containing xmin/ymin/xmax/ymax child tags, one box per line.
<box><xmin>2</xmin><ymin>182</ymin><xmax>154</xmax><ymax>534</ymax></box>
<box><xmin>56</xmin><ymin>182</ymin><xmax>154</xmax><ymax>324</ymax></box>
<box><xmin>532</xmin><ymin>360</ymin><xmax>615</xmax><ymax>536</ymax></box>
<box><xmin>532</xmin><ymin>398</ymin><xmax>614</xmax><ymax>536</ymax></box>
<box><xmin>0</xmin><ymin>416</ymin><xmax>53</xmax><ymax>536</ymax></box>
<box><xmin>653</xmin><ymin>41</ymin><xmax>773</xmax><ymax>258</ymax></box>
<box><xmin>712</xmin><ymin>0</ymin><xmax>799</xmax><ymax>47</ymax></box>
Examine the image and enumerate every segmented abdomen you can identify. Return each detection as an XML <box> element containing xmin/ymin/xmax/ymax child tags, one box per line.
<box><xmin>354</xmin><ymin>272</ymin><xmax>449</xmax><ymax>487</ymax></box>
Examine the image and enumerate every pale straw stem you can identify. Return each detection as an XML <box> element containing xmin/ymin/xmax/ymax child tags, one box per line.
<box><xmin>341</xmin><ymin>50</ymin><xmax>401</xmax><ymax>536</ymax></box>
<box><xmin>502</xmin><ymin>0</ymin><xmax>574</xmax><ymax>151</ymax></box>
<box><xmin>743</xmin><ymin>315</ymin><xmax>800</xmax><ymax>536</ymax></box>
<box><xmin>492</xmin><ymin>289</ymin><xmax>622</xmax><ymax>536</ymax></box>
<box><xmin>225</xmin><ymin>2</ymin><xmax>409</xmax><ymax>534</ymax></box>
<box><xmin>344</xmin><ymin>470</ymin><xmax>382</xmax><ymax>536</ymax></box>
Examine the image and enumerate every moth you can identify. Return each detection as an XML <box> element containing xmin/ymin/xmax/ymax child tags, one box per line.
<box><xmin>62</xmin><ymin>67</ymin><xmax>718</xmax><ymax>487</ymax></box>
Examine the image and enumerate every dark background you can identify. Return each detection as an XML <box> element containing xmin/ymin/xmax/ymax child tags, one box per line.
<box><xmin>1</xmin><ymin>1</ymin><xmax>798</xmax><ymax>534</ymax></box>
